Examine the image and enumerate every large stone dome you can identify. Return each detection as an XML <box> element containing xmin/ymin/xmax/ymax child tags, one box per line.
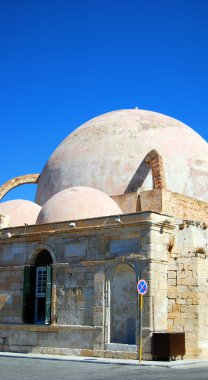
<box><xmin>0</xmin><ymin>199</ymin><xmax>41</xmax><ymax>227</ymax></box>
<box><xmin>36</xmin><ymin>186</ymin><xmax>122</xmax><ymax>224</ymax></box>
<box><xmin>36</xmin><ymin>109</ymin><xmax>208</xmax><ymax>205</ymax></box>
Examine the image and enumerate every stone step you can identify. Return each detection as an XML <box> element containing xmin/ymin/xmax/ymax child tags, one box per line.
<box><xmin>106</xmin><ymin>343</ymin><xmax>137</xmax><ymax>352</ymax></box>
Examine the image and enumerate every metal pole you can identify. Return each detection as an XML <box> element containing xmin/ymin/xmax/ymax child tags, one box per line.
<box><xmin>137</xmin><ymin>287</ymin><xmax>139</xmax><ymax>360</ymax></box>
<box><xmin>139</xmin><ymin>294</ymin><xmax>143</xmax><ymax>362</ymax></box>
<box><xmin>52</xmin><ymin>284</ymin><xmax>57</xmax><ymax>325</ymax></box>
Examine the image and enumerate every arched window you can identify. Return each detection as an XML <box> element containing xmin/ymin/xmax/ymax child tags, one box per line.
<box><xmin>22</xmin><ymin>250</ymin><xmax>52</xmax><ymax>325</ymax></box>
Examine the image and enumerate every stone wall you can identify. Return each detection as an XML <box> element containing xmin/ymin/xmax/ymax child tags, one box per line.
<box><xmin>0</xmin><ymin>266</ymin><xmax>23</xmax><ymax>324</ymax></box>
<box><xmin>0</xmin><ymin>324</ymin><xmax>100</xmax><ymax>354</ymax></box>
<box><xmin>140</xmin><ymin>189</ymin><xmax>208</xmax><ymax>222</ymax></box>
<box><xmin>55</xmin><ymin>265</ymin><xmax>94</xmax><ymax>326</ymax></box>
<box><xmin>112</xmin><ymin>188</ymin><xmax>208</xmax><ymax>223</ymax></box>
<box><xmin>167</xmin><ymin>222</ymin><xmax>208</xmax><ymax>358</ymax></box>
<box><xmin>0</xmin><ymin>212</ymin><xmax>174</xmax><ymax>358</ymax></box>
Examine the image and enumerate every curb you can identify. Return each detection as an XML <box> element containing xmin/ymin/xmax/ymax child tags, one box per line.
<box><xmin>0</xmin><ymin>352</ymin><xmax>208</xmax><ymax>368</ymax></box>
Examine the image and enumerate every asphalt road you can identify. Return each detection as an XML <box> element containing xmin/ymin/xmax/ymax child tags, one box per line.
<box><xmin>0</xmin><ymin>357</ymin><xmax>208</xmax><ymax>380</ymax></box>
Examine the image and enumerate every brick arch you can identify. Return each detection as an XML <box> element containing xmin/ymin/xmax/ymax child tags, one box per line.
<box><xmin>145</xmin><ymin>149</ymin><xmax>167</xmax><ymax>190</ymax></box>
<box><xmin>0</xmin><ymin>174</ymin><xmax>40</xmax><ymax>201</ymax></box>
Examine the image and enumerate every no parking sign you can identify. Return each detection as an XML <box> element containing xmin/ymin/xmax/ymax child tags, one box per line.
<box><xmin>137</xmin><ymin>279</ymin><xmax>148</xmax><ymax>295</ymax></box>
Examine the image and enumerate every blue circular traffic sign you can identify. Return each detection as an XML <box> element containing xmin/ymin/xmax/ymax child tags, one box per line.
<box><xmin>137</xmin><ymin>279</ymin><xmax>148</xmax><ymax>295</ymax></box>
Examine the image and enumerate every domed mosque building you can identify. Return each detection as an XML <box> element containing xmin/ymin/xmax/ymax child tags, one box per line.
<box><xmin>0</xmin><ymin>109</ymin><xmax>208</xmax><ymax>360</ymax></box>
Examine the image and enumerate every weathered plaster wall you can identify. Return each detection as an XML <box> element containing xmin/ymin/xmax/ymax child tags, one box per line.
<box><xmin>111</xmin><ymin>193</ymin><xmax>139</xmax><ymax>214</ymax></box>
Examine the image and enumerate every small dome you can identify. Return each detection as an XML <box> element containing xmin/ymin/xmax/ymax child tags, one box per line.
<box><xmin>36</xmin><ymin>186</ymin><xmax>122</xmax><ymax>224</ymax></box>
<box><xmin>36</xmin><ymin>109</ymin><xmax>208</xmax><ymax>205</ymax></box>
<box><xmin>0</xmin><ymin>199</ymin><xmax>41</xmax><ymax>227</ymax></box>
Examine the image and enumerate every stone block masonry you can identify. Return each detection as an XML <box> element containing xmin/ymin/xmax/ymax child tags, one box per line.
<box><xmin>167</xmin><ymin>223</ymin><xmax>208</xmax><ymax>358</ymax></box>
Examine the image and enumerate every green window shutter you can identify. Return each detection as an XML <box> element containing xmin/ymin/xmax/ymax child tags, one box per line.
<box><xmin>45</xmin><ymin>266</ymin><xmax>52</xmax><ymax>325</ymax></box>
<box><xmin>22</xmin><ymin>266</ymin><xmax>35</xmax><ymax>323</ymax></box>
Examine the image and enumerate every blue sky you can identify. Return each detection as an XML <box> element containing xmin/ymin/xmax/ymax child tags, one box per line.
<box><xmin>0</xmin><ymin>0</ymin><xmax>208</xmax><ymax>202</ymax></box>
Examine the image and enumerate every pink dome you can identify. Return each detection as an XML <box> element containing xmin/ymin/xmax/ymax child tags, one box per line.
<box><xmin>36</xmin><ymin>109</ymin><xmax>208</xmax><ymax>205</ymax></box>
<box><xmin>0</xmin><ymin>199</ymin><xmax>41</xmax><ymax>227</ymax></box>
<box><xmin>36</xmin><ymin>186</ymin><xmax>122</xmax><ymax>224</ymax></box>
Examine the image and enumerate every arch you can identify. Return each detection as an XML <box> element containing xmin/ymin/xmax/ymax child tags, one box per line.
<box><xmin>29</xmin><ymin>243</ymin><xmax>57</xmax><ymax>266</ymax></box>
<box><xmin>0</xmin><ymin>174</ymin><xmax>40</xmax><ymax>201</ymax></box>
<box><xmin>106</xmin><ymin>262</ymin><xmax>138</xmax><ymax>345</ymax></box>
<box><xmin>124</xmin><ymin>149</ymin><xmax>166</xmax><ymax>193</ymax></box>
<box><xmin>145</xmin><ymin>149</ymin><xmax>167</xmax><ymax>190</ymax></box>
<box><xmin>23</xmin><ymin>246</ymin><xmax>54</xmax><ymax>325</ymax></box>
<box><xmin>35</xmin><ymin>250</ymin><xmax>53</xmax><ymax>266</ymax></box>
<box><xmin>106</xmin><ymin>260</ymin><xmax>138</xmax><ymax>280</ymax></box>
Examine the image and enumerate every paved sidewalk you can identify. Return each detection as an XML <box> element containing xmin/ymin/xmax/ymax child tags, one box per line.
<box><xmin>0</xmin><ymin>351</ymin><xmax>208</xmax><ymax>368</ymax></box>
